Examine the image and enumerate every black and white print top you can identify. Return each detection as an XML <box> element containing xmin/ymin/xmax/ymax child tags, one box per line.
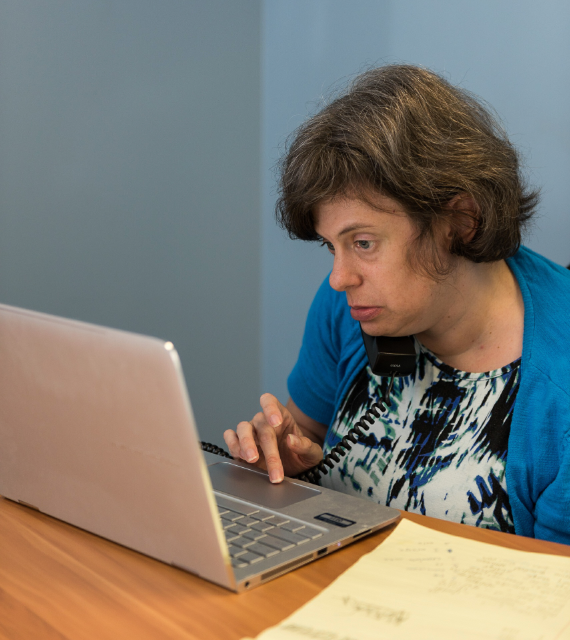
<box><xmin>319</xmin><ymin>341</ymin><xmax>520</xmax><ymax>533</ymax></box>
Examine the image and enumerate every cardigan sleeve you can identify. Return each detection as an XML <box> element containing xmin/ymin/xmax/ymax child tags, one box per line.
<box><xmin>532</xmin><ymin>421</ymin><xmax>570</xmax><ymax>544</ymax></box>
<box><xmin>287</xmin><ymin>276</ymin><xmax>342</xmax><ymax>426</ymax></box>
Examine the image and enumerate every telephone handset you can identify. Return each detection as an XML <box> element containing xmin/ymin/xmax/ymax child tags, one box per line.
<box><xmin>200</xmin><ymin>330</ymin><xmax>417</xmax><ymax>484</ymax></box>
<box><xmin>295</xmin><ymin>330</ymin><xmax>416</xmax><ymax>484</ymax></box>
<box><xmin>361</xmin><ymin>331</ymin><xmax>416</xmax><ymax>378</ymax></box>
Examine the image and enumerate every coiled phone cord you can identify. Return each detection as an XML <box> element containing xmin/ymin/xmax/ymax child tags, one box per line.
<box><xmin>201</xmin><ymin>441</ymin><xmax>232</xmax><ymax>459</ymax></box>
<box><xmin>295</xmin><ymin>373</ymin><xmax>395</xmax><ymax>485</ymax></box>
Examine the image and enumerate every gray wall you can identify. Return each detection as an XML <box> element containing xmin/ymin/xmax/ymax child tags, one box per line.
<box><xmin>261</xmin><ymin>0</ymin><xmax>570</xmax><ymax>404</ymax></box>
<box><xmin>0</xmin><ymin>1</ymin><xmax>262</xmax><ymax>445</ymax></box>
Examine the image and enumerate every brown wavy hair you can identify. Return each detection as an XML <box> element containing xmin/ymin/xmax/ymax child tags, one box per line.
<box><xmin>276</xmin><ymin>64</ymin><xmax>539</xmax><ymax>278</ymax></box>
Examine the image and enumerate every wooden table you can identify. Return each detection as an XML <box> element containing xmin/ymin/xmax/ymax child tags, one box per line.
<box><xmin>2</xmin><ymin>496</ymin><xmax>570</xmax><ymax>640</ymax></box>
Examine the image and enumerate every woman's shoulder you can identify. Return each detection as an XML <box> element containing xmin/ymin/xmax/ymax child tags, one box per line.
<box><xmin>508</xmin><ymin>246</ymin><xmax>570</xmax><ymax>291</ymax></box>
<box><xmin>508</xmin><ymin>246</ymin><xmax>570</xmax><ymax>324</ymax></box>
<box><xmin>509</xmin><ymin>246</ymin><xmax>570</xmax><ymax>392</ymax></box>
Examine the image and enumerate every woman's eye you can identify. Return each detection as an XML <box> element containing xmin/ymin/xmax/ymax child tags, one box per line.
<box><xmin>356</xmin><ymin>240</ymin><xmax>371</xmax><ymax>249</ymax></box>
<box><xmin>320</xmin><ymin>241</ymin><xmax>335</xmax><ymax>254</ymax></box>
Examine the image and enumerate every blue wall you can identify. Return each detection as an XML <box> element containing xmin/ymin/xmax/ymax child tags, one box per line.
<box><xmin>261</xmin><ymin>0</ymin><xmax>570</xmax><ymax>404</ymax></box>
<box><xmin>388</xmin><ymin>0</ymin><xmax>570</xmax><ymax>264</ymax></box>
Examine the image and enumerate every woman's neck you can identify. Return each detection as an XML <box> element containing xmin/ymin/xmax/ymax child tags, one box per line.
<box><xmin>416</xmin><ymin>259</ymin><xmax>524</xmax><ymax>373</ymax></box>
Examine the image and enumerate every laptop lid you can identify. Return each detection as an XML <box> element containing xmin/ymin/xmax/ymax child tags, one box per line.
<box><xmin>0</xmin><ymin>303</ymin><xmax>400</xmax><ymax>592</ymax></box>
<box><xmin>0</xmin><ymin>303</ymin><xmax>235</xmax><ymax>589</ymax></box>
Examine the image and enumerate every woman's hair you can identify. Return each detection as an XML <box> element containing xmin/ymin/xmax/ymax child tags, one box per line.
<box><xmin>276</xmin><ymin>64</ymin><xmax>539</xmax><ymax>278</ymax></box>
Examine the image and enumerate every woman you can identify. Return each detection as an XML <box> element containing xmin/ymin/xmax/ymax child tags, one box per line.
<box><xmin>224</xmin><ymin>65</ymin><xmax>570</xmax><ymax>543</ymax></box>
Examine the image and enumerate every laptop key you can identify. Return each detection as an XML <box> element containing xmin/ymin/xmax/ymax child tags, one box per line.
<box><xmin>246</xmin><ymin>542</ymin><xmax>280</xmax><ymax>558</ymax></box>
<box><xmin>215</xmin><ymin>496</ymin><xmax>260</xmax><ymax>517</ymax></box>
<box><xmin>223</xmin><ymin>511</ymin><xmax>245</xmax><ymax>522</ymax></box>
<box><xmin>237</xmin><ymin>551</ymin><xmax>264</xmax><ymax>564</ymax></box>
<box><xmin>225</xmin><ymin>531</ymin><xmax>242</xmax><ymax>543</ymax></box>
<box><xmin>221</xmin><ymin>517</ymin><xmax>240</xmax><ymax>529</ymax></box>
<box><xmin>250</xmin><ymin>521</ymin><xmax>275</xmax><ymax>533</ymax></box>
<box><xmin>229</xmin><ymin>523</ymin><xmax>251</xmax><ymax>536</ymax></box>
<box><xmin>300</xmin><ymin>528</ymin><xmax>324</xmax><ymax>540</ymax></box>
<box><xmin>232</xmin><ymin>537</ymin><xmax>256</xmax><ymax>549</ymax></box>
<box><xmin>256</xmin><ymin>512</ymin><xmax>279</xmax><ymax>521</ymax></box>
<box><xmin>283</xmin><ymin>524</ymin><xmax>323</xmax><ymax>539</ymax></box>
<box><xmin>227</xmin><ymin>545</ymin><xmax>247</xmax><ymax>558</ymax></box>
<box><xmin>260</xmin><ymin>535</ymin><xmax>295</xmax><ymax>552</ymax></box>
<box><xmin>263</xmin><ymin>515</ymin><xmax>290</xmax><ymax>526</ymax></box>
<box><xmin>231</xmin><ymin>557</ymin><xmax>249</xmax><ymax>568</ymax></box>
<box><xmin>242</xmin><ymin>529</ymin><xmax>268</xmax><ymax>541</ymax></box>
<box><xmin>280</xmin><ymin>521</ymin><xmax>307</xmax><ymax>532</ymax></box>
<box><xmin>269</xmin><ymin>528</ymin><xmax>311</xmax><ymax>545</ymax></box>
<box><xmin>230</xmin><ymin>505</ymin><xmax>260</xmax><ymax>517</ymax></box>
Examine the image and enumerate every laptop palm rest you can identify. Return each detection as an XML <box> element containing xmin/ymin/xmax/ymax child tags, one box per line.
<box><xmin>208</xmin><ymin>462</ymin><xmax>321</xmax><ymax>509</ymax></box>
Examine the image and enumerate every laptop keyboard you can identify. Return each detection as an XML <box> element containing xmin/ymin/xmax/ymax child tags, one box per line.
<box><xmin>215</xmin><ymin>494</ymin><xmax>324</xmax><ymax>568</ymax></box>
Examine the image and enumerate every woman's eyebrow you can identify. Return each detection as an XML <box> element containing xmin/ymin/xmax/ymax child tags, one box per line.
<box><xmin>337</xmin><ymin>224</ymin><xmax>375</xmax><ymax>237</ymax></box>
<box><xmin>316</xmin><ymin>224</ymin><xmax>375</xmax><ymax>241</ymax></box>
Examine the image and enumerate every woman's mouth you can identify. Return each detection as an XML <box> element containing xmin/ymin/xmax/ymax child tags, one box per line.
<box><xmin>349</xmin><ymin>306</ymin><xmax>383</xmax><ymax>322</ymax></box>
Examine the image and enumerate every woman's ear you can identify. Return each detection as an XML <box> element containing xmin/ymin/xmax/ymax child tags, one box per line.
<box><xmin>445</xmin><ymin>193</ymin><xmax>479</xmax><ymax>243</ymax></box>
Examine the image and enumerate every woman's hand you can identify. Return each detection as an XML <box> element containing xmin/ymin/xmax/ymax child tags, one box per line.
<box><xmin>223</xmin><ymin>394</ymin><xmax>325</xmax><ymax>483</ymax></box>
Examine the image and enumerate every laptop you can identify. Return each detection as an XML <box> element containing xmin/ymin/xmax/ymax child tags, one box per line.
<box><xmin>0</xmin><ymin>303</ymin><xmax>400</xmax><ymax>592</ymax></box>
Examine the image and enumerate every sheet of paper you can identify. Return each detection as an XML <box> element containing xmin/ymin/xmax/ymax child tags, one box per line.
<box><xmin>245</xmin><ymin>519</ymin><xmax>570</xmax><ymax>640</ymax></box>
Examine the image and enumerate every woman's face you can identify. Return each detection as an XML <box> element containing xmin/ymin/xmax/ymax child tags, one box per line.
<box><xmin>314</xmin><ymin>195</ymin><xmax>458</xmax><ymax>339</ymax></box>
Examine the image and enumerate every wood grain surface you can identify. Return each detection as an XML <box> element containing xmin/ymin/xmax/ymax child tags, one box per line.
<box><xmin>2</xmin><ymin>496</ymin><xmax>570</xmax><ymax>640</ymax></box>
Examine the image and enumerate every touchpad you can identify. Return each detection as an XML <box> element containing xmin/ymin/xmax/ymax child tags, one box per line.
<box><xmin>208</xmin><ymin>462</ymin><xmax>321</xmax><ymax>509</ymax></box>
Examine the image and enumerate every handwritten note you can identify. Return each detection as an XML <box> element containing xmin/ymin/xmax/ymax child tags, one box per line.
<box><xmin>244</xmin><ymin>519</ymin><xmax>570</xmax><ymax>640</ymax></box>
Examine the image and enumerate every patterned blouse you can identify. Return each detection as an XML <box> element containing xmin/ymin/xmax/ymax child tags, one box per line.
<box><xmin>319</xmin><ymin>341</ymin><xmax>520</xmax><ymax>533</ymax></box>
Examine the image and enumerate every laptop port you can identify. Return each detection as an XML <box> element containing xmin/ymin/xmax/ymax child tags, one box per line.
<box><xmin>317</xmin><ymin>547</ymin><xmax>327</xmax><ymax>556</ymax></box>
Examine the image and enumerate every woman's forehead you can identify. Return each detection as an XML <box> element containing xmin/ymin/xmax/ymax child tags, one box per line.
<box><xmin>314</xmin><ymin>196</ymin><xmax>411</xmax><ymax>240</ymax></box>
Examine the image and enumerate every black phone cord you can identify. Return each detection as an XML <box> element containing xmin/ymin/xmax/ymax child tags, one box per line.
<box><xmin>200</xmin><ymin>441</ymin><xmax>232</xmax><ymax>459</ymax></box>
<box><xmin>295</xmin><ymin>374</ymin><xmax>395</xmax><ymax>485</ymax></box>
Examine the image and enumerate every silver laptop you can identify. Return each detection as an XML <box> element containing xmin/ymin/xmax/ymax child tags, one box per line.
<box><xmin>0</xmin><ymin>303</ymin><xmax>400</xmax><ymax>592</ymax></box>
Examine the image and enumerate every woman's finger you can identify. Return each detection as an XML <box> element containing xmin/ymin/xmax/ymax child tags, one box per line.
<box><xmin>235</xmin><ymin>420</ymin><xmax>261</xmax><ymax>463</ymax></box>
<box><xmin>223</xmin><ymin>428</ymin><xmax>243</xmax><ymax>460</ymax></box>
<box><xmin>287</xmin><ymin>434</ymin><xmax>323</xmax><ymax>468</ymax></box>
<box><xmin>259</xmin><ymin>393</ymin><xmax>286</xmax><ymax>429</ymax></box>
<box><xmin>250</xmin><ymin>419</ymin><xmax>284</xmax><ymax>483</ymax></box>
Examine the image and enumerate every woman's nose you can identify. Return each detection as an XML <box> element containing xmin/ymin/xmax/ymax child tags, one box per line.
<box><xmin>329</xmin><ymin>255</ymin><xmax>360</xmax><ymax>291</ymax></box>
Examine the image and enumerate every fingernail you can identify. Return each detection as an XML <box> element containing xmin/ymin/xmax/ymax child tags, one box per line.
<box><xmin>289</xmin><ymin>435</ymin><xmax>300</xmax><ymax>447</ymax></box>
<box><xmin>269</xmin><ymin>414</ymin><xmax>281</xmax><ymax>427</ymax></box>
<box><xmin>246</xmin><ymin>449</ymin><xmax>257</xmax><ymax>462</ymax></box>
<box><xmin>269</xmin><ymin>469</ymin><xmax>283</xmax><ymax>483</ymax></box>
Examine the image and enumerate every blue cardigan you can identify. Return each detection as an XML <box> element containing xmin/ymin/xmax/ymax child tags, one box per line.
<box><xmin>289</xmin><ymin>247</ymin><xmax>570</xmax><ymax>544</ymax></box>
